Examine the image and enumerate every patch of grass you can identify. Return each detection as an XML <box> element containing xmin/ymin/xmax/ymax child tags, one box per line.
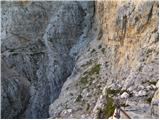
<box><xmin>89</xmin><ymin>64</ymin><xmax>101</xmax><ymax>75</ymax></box>
<box><xmin>79</xmin><ymin>64</ymin><xmax>101</xmax><ymax>86</ymax></box>
<box><xmin>101</xmin><ymin>48</ymin><xmax>105</xmax><ymax>54</ymax></box>
<box><xmin>103</xmin><ymin>96</ymin><xmax>115</xmax><ymax>118</ymax></box>
<box><xmin>84</xmin><ymin>64</ymin><xmax>101</xmax><ymax>76</ymax></box>
<box><xmin>107</xmin><ymin>88</ymin><xmax>121</xmax><ymax>96</ymax></box>
<box><xmin>107</xmin><ymin>88</ymin><xmax>132</xmax><ymax>97</ymax></box>
<box><xmin>80</xmin><ymin>75</ymin><xmax>88</xmax><ymax>85</ymax></box>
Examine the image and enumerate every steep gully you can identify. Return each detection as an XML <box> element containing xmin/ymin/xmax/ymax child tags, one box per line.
<box><xmin>1</xmin><ymin>1</ymin><xmax>95</xmax><ymax>118</ymax></box>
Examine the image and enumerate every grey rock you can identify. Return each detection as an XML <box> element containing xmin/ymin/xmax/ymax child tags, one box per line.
<box><xmin>121</xmin><ymin>92</ymin><xmax>129</xmax><ymax>99</ymax></box>
<box><xmin>151</xmin><ymin>89</ymin><xmax>159</xmax><ymax>118</ymax></box>
<box><xmin>1</xmin><ymin>0</ymin><xmax>159</xmax><ymax>119</ymax></box>
<box><xmin>135</xmin><ymin>90</ymin><xmax>147</xmax><ymax>97</ymax></box>
<box><xmin>1</xmin><ymin>1</ymin><xmax>94</xmax><ymax>119</ymax></box>
<box><xmin>1</xmin><ymin>60</ymin><xmax>30</xmax><ymax>118</ymax></box>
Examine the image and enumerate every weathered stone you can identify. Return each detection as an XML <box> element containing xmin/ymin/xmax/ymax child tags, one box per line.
<box><xmin>151</xmin><ymin>89</ymin><xmax>159</xmax><ymax>118</ymax></box>
<box><xmin>121</xmin><ymin>92</ymin><xmax>129</xmax><ymax>99</ymax></box>
<box><xmin>1</xmin><ymin>0</ymin><xmax>159</xmax><ymax>119</ymax></box>
<box><xmin>135</xmin><ymin>90</ymin><xmax>147</xmax><ymax>97</ymax></box>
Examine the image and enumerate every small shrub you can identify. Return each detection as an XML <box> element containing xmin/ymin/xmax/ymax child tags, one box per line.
<box><xmin>103</xmin><ymin>96</ymin><xmax>115</xmax><ymax>118</ymax></box>
<box><xmin>89</xmin><ymin>64</ymin><xmax>101</xmax><ymax>75</ymax></box>
<box><xmin>80</xmin><ymin>75</ymin><xmax>88</xmax><ymax>85</ymax></box>
<box><xmin>80</xmin><ymin>64</ymin><xmax>101</xmax><ymax>87</ymax></box>
<box><xmin>107</xmin><ymin>88</ymin><xmax>121</xmax><ymax>96</ymax></box>
<box><xmin>107</xmin><ymin>88</ymin><xmax>132</xmax><ymax>97</ymax></box>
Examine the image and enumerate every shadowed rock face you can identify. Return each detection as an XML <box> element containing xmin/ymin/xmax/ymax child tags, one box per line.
<box><xmin>1</xmin><ymin>0</ymin><xmax>159</xmax><ymax>119</ymax></box>
<box><xmin>1</xmin><ymin>1</ymin><xmax>95</xmax><ymax>118</ymax></box>
<box><xmin>1</xmin><ymin>60</ymin><xmax>30</xmax><ymax>118</ymax></box>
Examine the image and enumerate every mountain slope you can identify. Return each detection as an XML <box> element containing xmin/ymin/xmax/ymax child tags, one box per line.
<box><xmin>1</xmin><ymin>0</ymin><xmax>159</xmax><ymax>119</ymax></box>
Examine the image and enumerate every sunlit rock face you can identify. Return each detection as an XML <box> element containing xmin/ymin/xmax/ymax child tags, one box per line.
<box><xmin>1</xmin><ymin>0</ymin><xmax>159</xmax><ymax>119</ymax></box>
<box><xmin>49</xmin><ymin>0</ymin><xmax>158</xmax><ymax>119</ymax></box>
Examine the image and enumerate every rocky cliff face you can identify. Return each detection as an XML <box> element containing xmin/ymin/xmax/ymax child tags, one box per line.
<box><xmin>1</xmin><ymin>1</ymin><xmax>95</xmax><ymax>118</ymax></box>
<box><xmin>1</xmin><ymin>0</ymin><xmax>159</xmax><ymax>119</ymax></box>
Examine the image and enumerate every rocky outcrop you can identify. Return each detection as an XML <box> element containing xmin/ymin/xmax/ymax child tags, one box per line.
<box><xmin>1</xmin><ymin>0</ymin><xmax>159</xmax><ymax>119</ymax></box>
<box><xmin>49</xmin><ymin>0</ymin><xmax>159</xmax><ymax>119</ymax></box>
<box><xmin>151</xmin><ymin>81</ymin><xmax>159</xmax><ymax>118</ymax></box>
<box><xmin>1</xmin><ymin>60</ymin><xmax>30</xmax><ymax>118</ymax></box>
<box><xmin>1</xmin><ymin>1</ymin><xmax>95</xmax><ymax>118</ymax></box>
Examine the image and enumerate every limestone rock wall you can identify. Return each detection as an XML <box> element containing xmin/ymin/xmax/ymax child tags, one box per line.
<box><xmin>1</xmin><ymin>0</ymin><xmax>159</xmax><ymax>119</ymax></box>
<box><xmin>49</xmin><ymin>0</ymin><xmax>159</xmax><ymax>119</ymax></box>
<box><xmin>94</xmin><ymin>0</ymin><xmax>159</xmax><ymax>95</ymax></box>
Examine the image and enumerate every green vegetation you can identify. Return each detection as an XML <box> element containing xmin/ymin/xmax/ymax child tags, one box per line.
<box><xmin>103</xmin><ymin>96</ymin><xmax>115</xmax><ymax>118</ymax></box>
<box><xmin>79</xmin><ymin>64</ymin><xmax>101</xmax><ymax>86</ymax></box>
<box><xmin>107</xmin><ymin>88</ymin><xmax>121</xmax><ymax>96</ymax></box>
<box><xmin>80</xmin><ymin>75</ymin><xmax>88</xmax><ymax>85</ymax></box>
<box><xmin>107</xmin><ymin>88</ymin><xmax>132</xmax><ymax>97</ymax></box>
<box><xmin>89</xmin><ymin>64</ymin><xmax>101</xmax><ymax>75</ymax></box>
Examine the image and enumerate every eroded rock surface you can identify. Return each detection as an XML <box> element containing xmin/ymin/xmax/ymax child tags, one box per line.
<box><xmin>1</xmin><ymin>0</ymin><xmax>159</xmax><ymax>119</ymax></box>
<box><xmin>1</xmin><ymin>1</ymin><xmax>95</xmax><ymax>118</ymax></box>
<box><xmin>49</xmin><ymin>0</ymin><xmax>159</xmax><ymax>119</ymax></box>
